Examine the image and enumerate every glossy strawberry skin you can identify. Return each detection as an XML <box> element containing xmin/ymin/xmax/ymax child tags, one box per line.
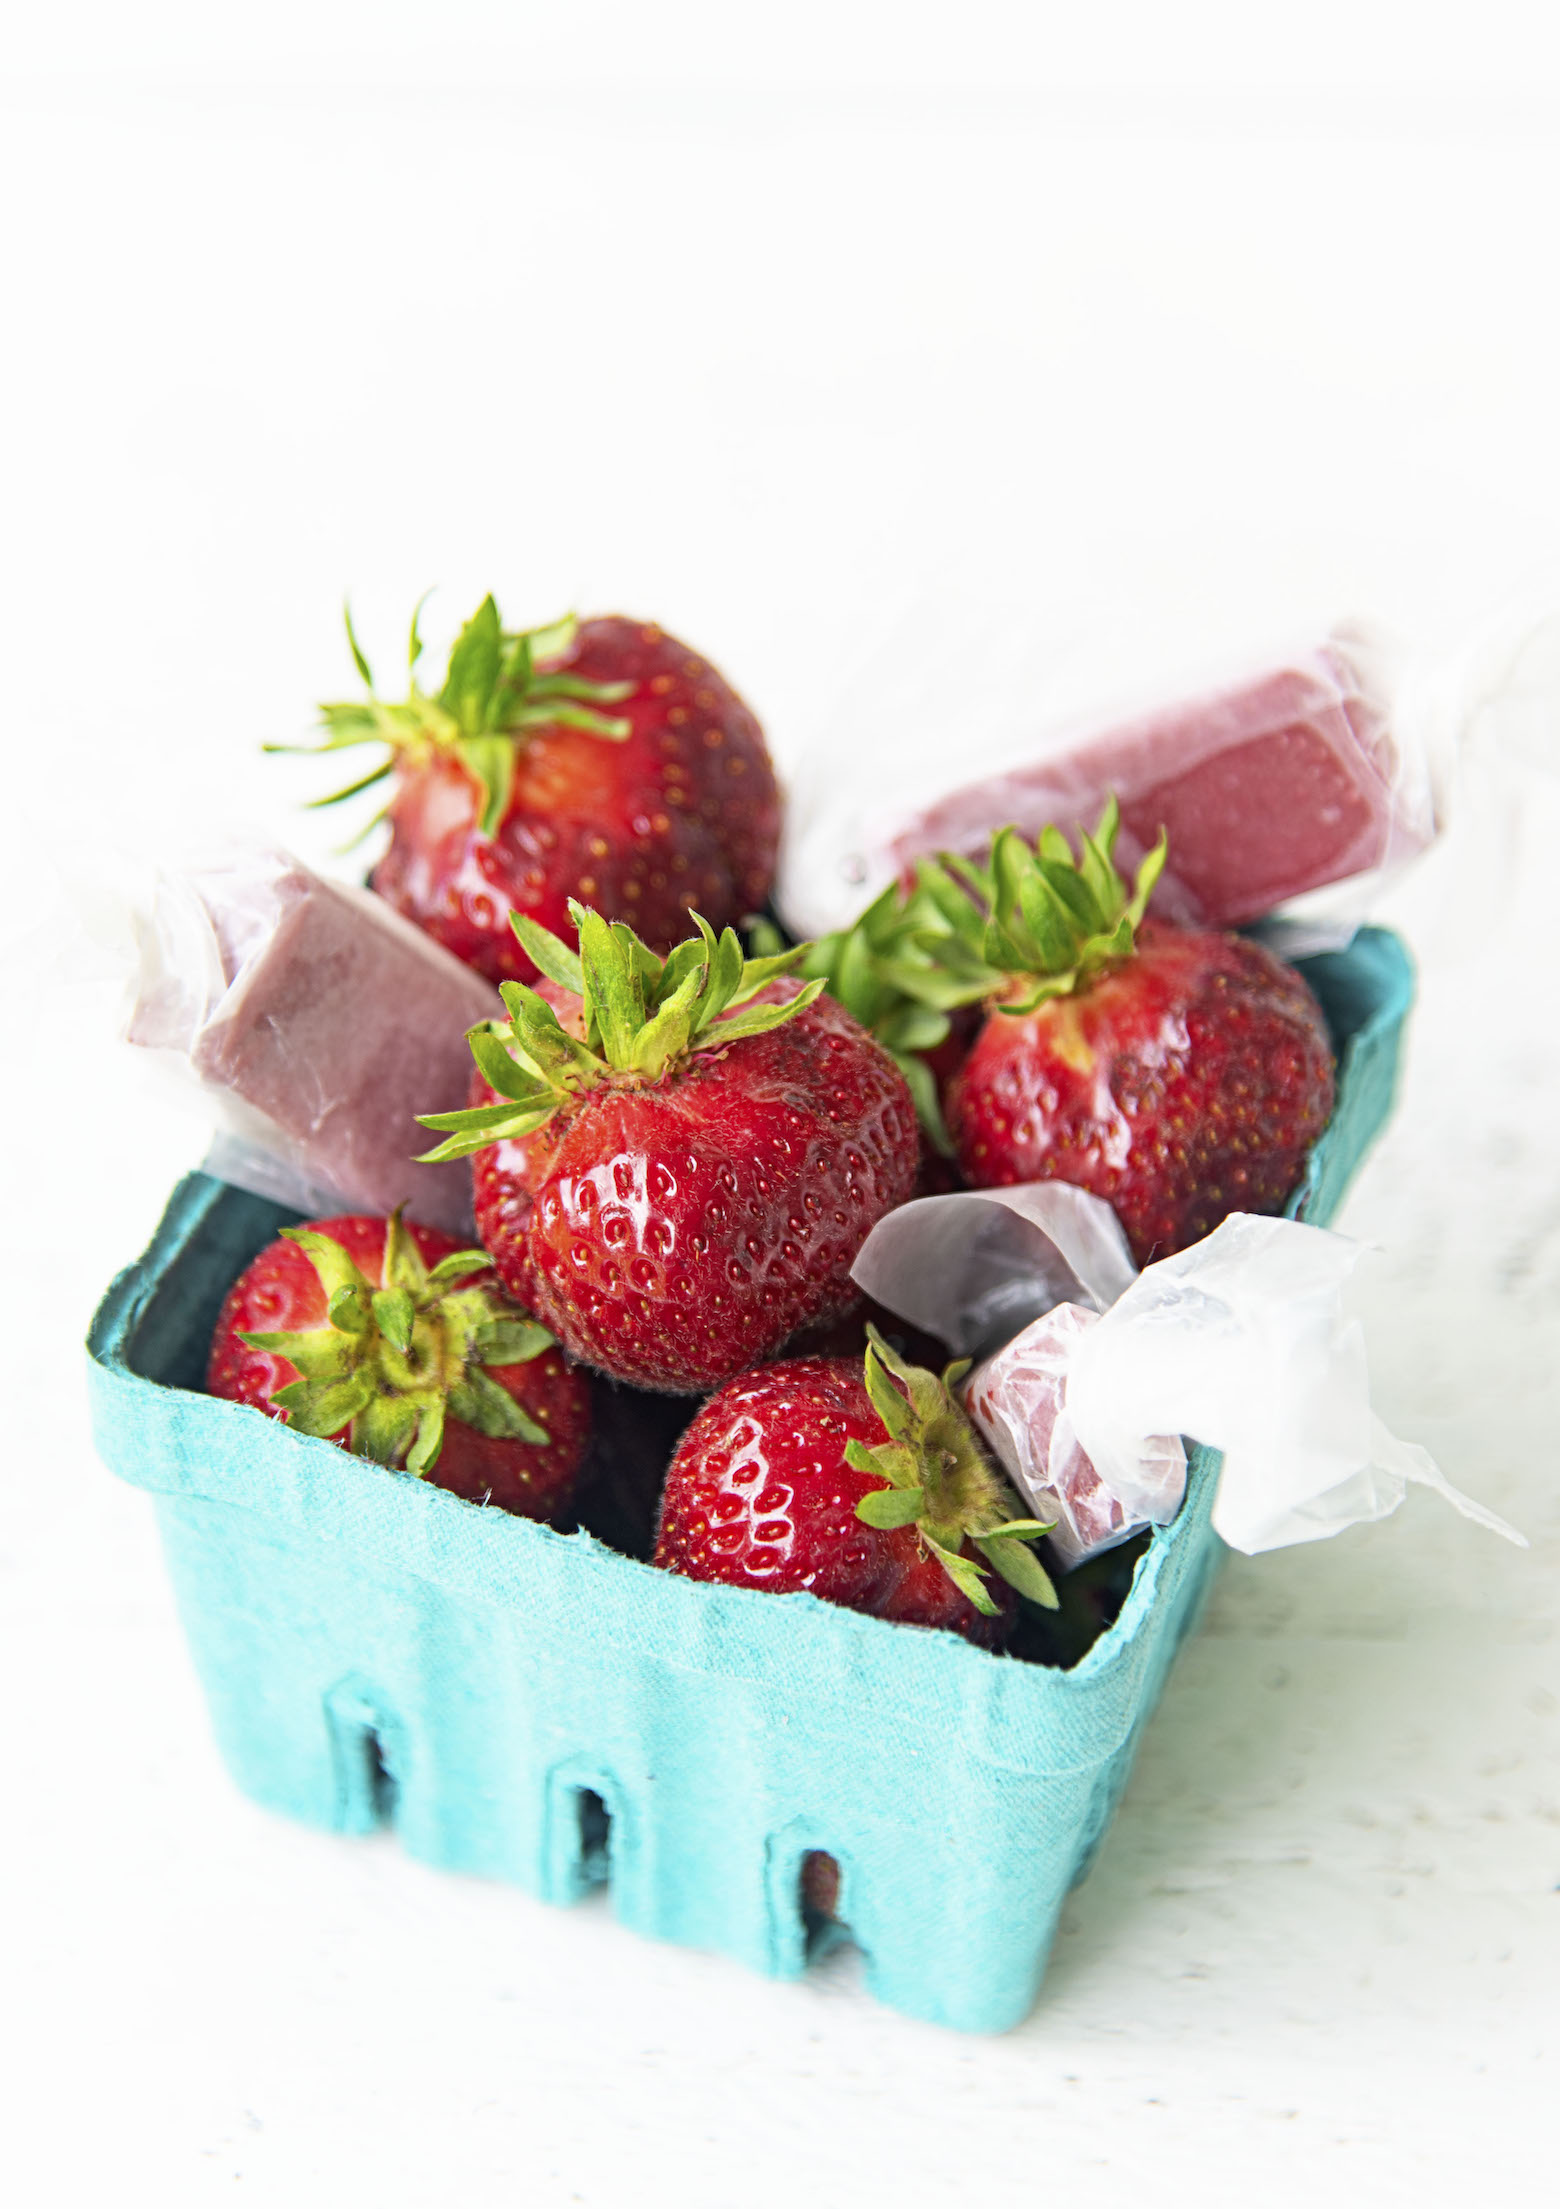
<box><xmin>653</xmin><ymin>1357</ymin><xmax>1015</xmax><ymax>1647</ymax></box>
<box><xmin>470</xmin><ymin>985</ymin><xmax>921</xmax><ymax>1393</ymax></box>
<box><xmin>205</xmin><ymin>1214</ymin><xmax>591</xmax><ymax>1519</ymax></box>
<box><xmin>372</xmin><ymin>617</ymin><xmax>780</xmax><ymax>984</ymax></box>
<box><xmin>946</xmin><ymin>918</ymin><xmax>1335</xmax><ymax>1267</ymax></box>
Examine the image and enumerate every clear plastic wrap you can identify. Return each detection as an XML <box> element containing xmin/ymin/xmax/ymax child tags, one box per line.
<box><xmin>963</xmin><ymin>1303</ymin><xmax>1186</xmax><ymax>1569</ymax></box>
<box><xmin>125</xmin><ymin>847</ymin><xmax>501</xmax><ymax>1234</ymax></box>
<box><xmin>852</xmin><ymin>1187</ymin><xmax>1522</xmax><ymax>1565</ymax></box>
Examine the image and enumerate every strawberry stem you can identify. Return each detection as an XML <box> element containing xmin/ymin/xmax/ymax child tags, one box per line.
<box><xmin>416</xmin><ymin>903</ymin><xmax>826</xmax><ymax>1162</ymax></box>
<box><xmin>848</xmin><ymin>1326</ymin><xmax>1059</xmax><ymax>1614</ymax></box>
<box><xmin>277</xmin><ymin>594</ymin><xmax>637</xmax><ymax>837</ymax></box>
<box><xmin>907</xmin><ymin>797</ymin><xmax>1168</xmax><ymax>1013</ymax></box>
<box><xmin>240</xmin><ymin>1211</ymin><xmax>556</xmax><ymax>1471</ymax></box>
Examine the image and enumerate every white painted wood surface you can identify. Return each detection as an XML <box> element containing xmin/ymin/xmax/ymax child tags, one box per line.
<box><xmin>3</xmin><ymin>14</ymin><xmax>1556</xmax><ymax>2201</ymax></box>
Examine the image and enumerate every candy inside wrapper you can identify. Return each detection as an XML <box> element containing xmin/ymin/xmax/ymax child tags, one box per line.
<box><xmin>126</xmin><ymin>846</ymin><xmax>501</xmax><ymax>1235</ymax></box>
<box><xmin>779</xmin><ymin>622</ymin><xmax>1436</xmax><ymax>947</ymax></box>
<box><xmin>852</xmin><ymin>1191</ymin><xmax>1522</xmax><ymax>1567</ymax></box>
<box><xmin>964</xmin><ymin>1303</ymin><xmax>1186</xmax><ymax>1569</ymax></box>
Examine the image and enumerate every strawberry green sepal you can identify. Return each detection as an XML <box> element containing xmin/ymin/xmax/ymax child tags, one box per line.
<box><xmin>416</xmin><ymin>902</ymin><xmax>825</xmax><ymax>1163</ymax></box>
<box><xmin>271</xmin><ymin>594</ymin><xmax>636</xmax><ymax>839</ymax></box>
<box><xmin>911</xmin><ymin>794</ymin><xmax>1169</xmax><ymax>1017</ymax></box>
<box><xmin>847</xmin><ymin>1326</ymin><xmax>1059</xmax><ymax>1616</ymax></box>
<box><xmin>755</xmin><ymin>882</ymin><xmax>967</xmax><ymax>1155</ymax></box>
<box><xmin>239</xmin><ymin>1210</ymin><xmax>556</xmax><ymax>1476</ymax></box>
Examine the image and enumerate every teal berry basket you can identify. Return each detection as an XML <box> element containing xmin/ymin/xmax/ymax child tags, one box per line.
<box><xmin>86</xmin><ymin>927</ymin><xmax>1414</xmax><ymax>2034</ymax></box>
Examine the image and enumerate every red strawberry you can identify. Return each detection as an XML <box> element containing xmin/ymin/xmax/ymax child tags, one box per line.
<box><xmin>206</xmin><ymin>1211</ymin><xmax>590</xmax><ymax>1518</ymax></box>
<box><xmin>915</xmin><ymin>802</ymin><xmax>1336</xmax><ymax>1266</ymax></box>
<box><xmin>290</xmin><ymin>599</ymin><xmax>780</xmax><ymax>985</ymax></box>
<box><xmin>417</xmin><ymin>905</ymin><xmax>921</xmax><ymax>1393</ymax></box>
<box><xmin>653</xmin><ymin>1329</ymin><xmax>1059</xmax><ymax>1647</ymax></box>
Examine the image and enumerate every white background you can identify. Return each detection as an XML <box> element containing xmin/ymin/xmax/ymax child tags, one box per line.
<box><xmin>3</xmin><ymin>7</ymin><xmax>1559</xmax><ymax>2204</ymax></box>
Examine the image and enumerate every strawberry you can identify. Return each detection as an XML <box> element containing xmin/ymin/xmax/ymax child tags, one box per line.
<box><xmin>652</xmin><ymin>1328</ymin><xmax>1059</xmax><ymax>1646</ymax></box>
<box><xmin>914</xmin><ymin>800</ymin><xmax>1337</xmax><ymax>1266</ymax></box>
<box><xmin>416</xmin><ymin>904</ymin><xmax>921</xmax><ymax>1393</ymax></box>
<box><xmin>748</xmin><ymin>881</ymin><xmax>976</xmax><ymax>1193</ymax></box>
<box><xmin>287</xmin><ymin>598</ymin><xmax>781</xmax><ymax>985</ymax></box>
<box><xmin>206</xmin><ymin>1211</ymin><xmax>590</xmax><ymax>1518</ymax></box>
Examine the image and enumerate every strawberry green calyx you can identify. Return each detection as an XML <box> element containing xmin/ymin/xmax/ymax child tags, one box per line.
<box><xmin>913</xmin><ymin>796</ymin><xmax>1169</xmax><ymax>1017</ymax></box>
<box><xmin>239</xmin><ymin>1210</ymin><xmax>556</xmax><ymax>1474</ymax></box>
<box><xmin>275</xmin><ymin>595</ymin><xmax>636</xmax><ymax>838</ymax></box>
<box><xmin>416</xmin><ymin>902</ymin><xmax>825</xmax><ymax>1162</ymax></box>
<box><xmin>849</xmin><ymin>1326</ymin><xmax>1059</xmax><ymax>1616</ymax></box>
<box><xmin>752</xmin><ymin>883</ymin><xmax>970</xmax><ymax>1154</ymax></box>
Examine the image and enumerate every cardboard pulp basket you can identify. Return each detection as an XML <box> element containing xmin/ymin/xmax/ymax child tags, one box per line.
<box><xmin>86</xmin><ymin>928</ymin><xmax>1412</xmax><ymax>2033</ymax></box>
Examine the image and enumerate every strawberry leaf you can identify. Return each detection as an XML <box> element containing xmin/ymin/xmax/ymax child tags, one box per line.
<box><xmin>382</xmin><ymin>1208</ymin><xmax>428</xmax><ymax>1294</ymax></box>
<box><xmin>860</xmin><ymin>1348</ymin><xmax>913</xmax><ymax>1441</ymax></box>
<box><xmin>922</xmin><ymin>1533</ymin><xmax>999</xmax><ymax>1617</ymax></box>
<box><xmin>845</xmin><ymin>1438</ymin><xmax>919</xmax><ymax>1486</ymax></box>
<box><xmin>441</xmin><ymin>594</ymin><xmax>504</xmax><ymax>735</ymax></box>
<box><xmin>894</xmin><ymin>1052</ymin><xmax>955</xmax><ymax>1157</ymax></box>
<box><xmin>343</xmin><ymin>600</ymin><xmax>374</xmax><ymax>687</ymax></box>
<box><xmin>418</xmin><ymin>1097</ymin><xmax>550</xmax><ymax>1135</ymax></box>
<box><xmin>327</xmin><ymin>1284</ymin><xmax>372</xmax><ymax>1335</ymax></box>
<box><xmin>701</xmin><ymin>979</ymin><xmax>825</xmax><ymax>1049</ymax></box>
<box><xmin>405</xmin><ymin>1399</ymin><xmax>446</xmax><ymax>1478</ymax></box>
<box><xmin>238</xmin><ymin>1328</ymin><xmax>355</xmax><ymax>1380</ymax></box>
<box><xmin>976</xmin><ymin>1534</ymin><xmax>1060</xmax><ymax>1609</ymax></box>
<box><xmin>469</xmin><ymin>1023</ymin><xmax>557</xmax><ymax>1105</ymax></box>
<box><xmin>425</xmin><ymin>1248</ymin><xmax>492</xmax><ymax>1287</ymax></box>
<box><xmin>274</xmin><ymin>1371</ymin><xmax>376</xmax><ymax>1438</ymax></box>
<box><xmin>416</xmin><ymin>1107</ymin><xmax>560</xmax><ymax>1162</ymax></box>
<box><xmin>304</xmin><ymin>760</ymin><xmax>392</xmax><ymax>810</ymax></box>
<box><xmin>854</xmin><ymin>1484</ymin><xmax>927</xmax><ymax>1530</ymax></box>
<box><xmin>628</xmin><ymin>960</ymin><xmax>705</xmax><ymax>1077</ymax></box>
<box><xmin>575</xmin><ymin>905</ymin><xmax>641</xmax><ymax>1061</ymax></box>
<box><xmin>371</xmin><ymin>1286</ymin><xmax>416</xmax><ymax>1354</ymax></box>
<box><xmin>407</xmin><ymin>588</ymin><xmax>433</xmax><ymax>673</ymax></box>
<box><xmin>354</xmin><ymin>1393</ymin><xmax>419</xmax><ymax>1466</ymax></box>
<box><xmin>448</xmin><ymin>1369</ymin><xmax>549</xmax><ymax>1445</ymax></box>
<box><xmin>474</xmin><ymin>1316</ymin><xmax>554</xmax><ymax>1366</ymax></box>
<box><xmin>281</xmin><ymin>1228</ymin><xmax>370</xmax><ymax>1304</ymax></box>
<box><xmin>460</xmin><ymin>733</ymin><xmax>516</xmax><ymax>838</ymax></box>
<box><xmin>509</xmin><ymin>914</ymin><xmax>585</xmax><ymax>997</ymax></box>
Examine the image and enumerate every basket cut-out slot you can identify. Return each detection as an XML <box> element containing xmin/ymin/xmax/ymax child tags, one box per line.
<box><xmin>323</xmin><ymin>1680</ymin><xmax>402</xmax><ymax>1834</ymax></box>
<box><xmin>577</xmin><ymin>1788</ymin><xmax>613</xmax><ymax>1890</ymax></box>
<box><xmin>800</xmin><ymin>1848</ymin><xmax>854</xmax><ymax>1964</ymax></box>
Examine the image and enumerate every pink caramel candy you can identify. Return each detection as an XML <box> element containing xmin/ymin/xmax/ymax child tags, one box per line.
<box><xmin>891</xmin><ymin>631</ymin><xmax>1434</xmax><ymax>928</ymax></box>
<box><xmin>964</xmin><ymin>1303</ymin><xmax>1185</xmax><ymax>1570</ymax></box>
<box><xmin>129</xmin><ymin>851</ymin><xmax>502</xmax><ymax>1235</ymax></box>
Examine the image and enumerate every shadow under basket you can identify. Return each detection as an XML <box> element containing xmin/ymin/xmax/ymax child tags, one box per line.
<box><xmin>87</xmin><ymin>928</ymin><xmax>1413</xmax><ymax>2033</ymax></box>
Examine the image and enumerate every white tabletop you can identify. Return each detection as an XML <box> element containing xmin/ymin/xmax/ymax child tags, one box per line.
<box><xmin>4</xmin><ymin>15</ymin><xmax>1557</xmax><ymax>2203</ymax></box>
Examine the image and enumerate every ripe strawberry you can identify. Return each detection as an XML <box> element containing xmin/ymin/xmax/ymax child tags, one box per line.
<box><xmin>289</xmin><ymin>597</ymin><xmax>781</xmax><ymax>984</ymax></box>
<box><xmin>417</xmin><ymin>904</ymin><xmax>920</xmax><ymax>1393</ymax></box>
<box><xmin>916</xmin><ymin>801</ymin><xmax>1336</xmax><ymax>1266</ymax></box>
<box><xmin>206</xmin><ymin>1211</ymin><xmax>590</xmax><ymax>1518</ymax></box>
<box><xmin>653</xmin><ymin>1328</ymin><xmax>1059</xmax><ymax>1647</ymax></box>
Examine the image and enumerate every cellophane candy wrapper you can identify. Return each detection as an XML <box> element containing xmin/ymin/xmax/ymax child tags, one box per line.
<box><xmin>778</xmin><ymin>622</ymin><xmax>1436</xmax><ymax>949</ymax></box>
<box><xmin>963</xmin><ymin>1303</ymin><xmax>1186</xmax><ymax>1569</ymax></box>
<box><xmin>852</xmin><ymin>1188</ymin><xmax>1523</xmax><ymax>1565</ymax></box>
<box><xmin>125</xmin><ymin>846</ymin><xmax>501</xmax><ymax>1235</ymax></box>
